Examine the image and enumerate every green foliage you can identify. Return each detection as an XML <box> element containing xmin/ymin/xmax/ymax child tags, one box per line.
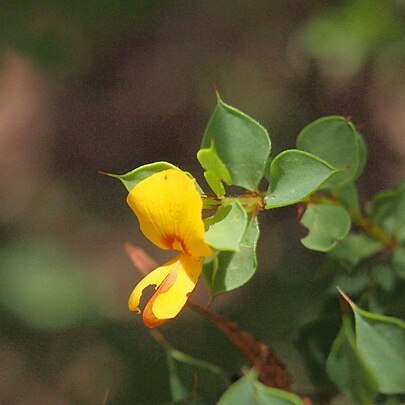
<box><xmin>300</xmin><ymin>204</ymin><xmax>351</xmax><ymax>252</ymax></box>
<box><xmin>109</xmin><ymin>98</ymin><xmax>405</xmax><ymax>403</ymax></box>
<box><xmin>351</xmin><ymin>302</ymin><xmax>405</xmax><ymax>394</ymax></box>
<box><xmin>265</xmin><ymin>150</ymin><xmax>337</xmax><ymax>209</ymax></box>
<box><xmin>199</xmin><ymin>98</ymin><xmax>271</xmax><ymax>192</ymax></box>
<box><xmin>204</xmin><ymin>202</ymin><xmax>248</xmax><ymax>251</ymax></box>
<box><xmin>105</xmin><ymin>161</ymin><xmax>178</xmax><ymax>191</ymax></box>
<box><xmin>203</xmin><ymin>215</ymin><xmax>259</xmax><ymax>296</ymax></box>
<box><xmin>368</xmin><ymin>181</ymin><xmax>405</xmax><ymax>243</ymax></box>
<box><xmin>197</xmin><ymin>139</ymin><xmax>232</xmax><ymax>197</ymax></box>
<box><xmin>331</xmin><ymin>182</ymin><xmax>361</xmax><ymax>214</ymax></box>
<box><xmin>324</xmin><ymin>291</ymin><xmax>405</xmax><ymax>403</ymax></box>
<box><xmin>296</xmin><ymin>116</ymin><xmax>367</xmax><ymax>188</ymax></box>
<box><xmin>218</xmin><ymin>372</ymin><xmax>304</xmax><ymax>405</ymax></box>
<box><xmin>326</xmin><ymin>317</ymin><xmax>379</xmax><ymax>404</ymax></box>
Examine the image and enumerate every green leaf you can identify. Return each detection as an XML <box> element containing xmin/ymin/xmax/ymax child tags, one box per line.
<box><xmin>296</xmin><ymin>116</ymin><xmax>366</xmax><ymax>188</ymax></box>
<box><xmin>200</xmin><ymin>98</ymin><xmax>271</xmax><ymax>191</ymax></box>
<box><xmin>104</xmin><ymin>161</ymin><xmax>178</xmax><ymax>192</ymax></box>
<box><xmin>265</xmin><ymin>149</ymin><xmax>337</xmax><ymax>209</ymax></box>
<box><xmin>205</xmin><ymin>202</ymin><xmax>248</xmax><ymax>251</ymax></box>
<box><xmin>217</xmin><ymin>376</ymin><xmax>255</xmax><ymax>405</ymax></box>
<box><xmin>300</xmin><ymin>204</ymin><xmax>351</xmax><ymax>252</ymax></box>
<box><xmin>197</xmin><ymin>139</ymin><xmax>232</xmax><ymax>197</ymax></box>
<box><xmin>331</xmin><ymin>182</ymin><xmax>361</xmax><ymax>214</ymax></box>
<box><xmin>329</xmin><ymin>233</ymin><xmax>382</xmax><ymax>269</ymax></box>
<box><xmin>166</xmin><ymin>348</ymin><xmax>230</xmax><ymax>404</ymax></box>
<box><xmin>393</xmin><ymin>247</ymin><xmax>405</xmax><ymax>280</ymax></box>
<box><xmin>369</xmin><ymin>181</ymin><xmax>405</xmax><ymax>243</ymax></box>
<box><xmin>218</xmin><ymin>372</ymin><xmax>304</xmax><ymax>405</ymax></box>
<box><xmin>349</xmin><ymin>301</ymin><xmax>405</xmax><ymax>394</ymax></box>
<box><xmin>326</xmin><ymin>318</ymin><xmax>379</xmax><ymax>404</ymax></box>
<box><xmin>355</xmin><ymin>129</ymin><xmax>368</xmax><ymax>178</ymax></box>
<box><xmin>204</xmin><ymin>215</ymin><xmax>259</xmax><ymax>296</ymax></box>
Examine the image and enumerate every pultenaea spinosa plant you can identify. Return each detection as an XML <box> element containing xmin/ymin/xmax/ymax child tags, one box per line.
<box><xmin>107</xmin><ymin>96</ymin><xmax>405</xmax><ymax>404</ymax></box>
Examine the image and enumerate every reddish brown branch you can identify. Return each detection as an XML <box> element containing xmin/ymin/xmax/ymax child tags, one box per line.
<box><xmin>187</xmin><ymin>301</ymin><xmax>292</xmax><ymax>391</ymax></box>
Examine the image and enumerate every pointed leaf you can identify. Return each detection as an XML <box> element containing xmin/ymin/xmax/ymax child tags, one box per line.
<box><xmin>204</xmin><ymin>216</ymin><xmax>259</xmax><ymax>296</ymax></box>
<box><xmin>265</xmin><ymin>149</ymin><xmax>337</xmax><ymax>209</ymax></box>
<box><xmin>205</xmin><ymin>202</ymin><xmax>248</xmax><ymax>251</ymax></box>
<box><xmin>104</xmin><ymin>161</ymin><xmax>178</xmax><ymax>191</ymax></box>
<box><xmin>300</xmin><ymin>204</ymin><xmax>351</xmax><ymax>252</ymax></box>
<box><xmin>326</xmin><ymin>319</ymin><xmax>378</xmax><ymax>404</ymax></box>
<box><xmin>350</xmin><ymin>304</ymin><xmax>405</xmax><ymax>394</ymax></box>
<box><xmin>200</xmin><ymin>98</ymin><xmax>271</xmax><ymax>191</ymax></box>
<box><xmin>297</xmin><ymin>116</ymin><xmax>366</xmax><ymax>188</ymax></box>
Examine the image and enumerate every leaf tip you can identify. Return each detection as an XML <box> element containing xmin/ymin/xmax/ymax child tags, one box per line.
<box><xmin>337</xmin><ymin>287</ymin><xmax>356</xmax><ymax>312</ymax></box>
<box><xmin>98</xmin><ymin>170</ymin><xmax>119</xmax><ymax>179</ymax></box>
<box><xmin>212</xmin><ymin>84</ymin><xmax>221</xmax><ymax>102</ymax></box>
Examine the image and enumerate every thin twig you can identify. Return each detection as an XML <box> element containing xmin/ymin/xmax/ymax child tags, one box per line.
<box><xmin>187</xmin><ymin>301</ymin><xmax>292</xmax><ymax>391</ymax></box>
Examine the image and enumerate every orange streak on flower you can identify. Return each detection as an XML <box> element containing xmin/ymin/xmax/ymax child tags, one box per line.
<box><xmin>143</xmin><ymin>271</ymin><xmax>177</xmax><ymax>328</ymax></box>
<box><xmin>161</xmin><ymin>234</ymin><xmax>188</xmax><ymax>254</ymax></box>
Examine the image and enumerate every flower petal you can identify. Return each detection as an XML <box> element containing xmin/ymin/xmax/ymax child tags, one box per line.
<box><xmin>127</xmin><ymin>169</ymin><xmax>211</xmax><ymax>257</ymax></box>
<box><xmin>142</xmin><ymin>270</ymin><xmax>177</xmax><ymax>328</ymax></box>
<box><xmin>128</xmin><ymin>255</ymin><xmax>180</xmax><ymax>312</ymax></box>
<box><xmin>143</xmin><ymin>253</ymin><xmax>203</xmax><ymax>326</ymax></box>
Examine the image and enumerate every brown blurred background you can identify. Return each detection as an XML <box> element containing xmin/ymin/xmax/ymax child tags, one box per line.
<box><xmin>1</xmin><ymin>1</ymin><xmax>405</xmax><ymax>403</ymax></box>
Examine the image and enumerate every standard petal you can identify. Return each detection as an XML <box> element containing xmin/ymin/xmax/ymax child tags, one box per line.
<box><xmin>128</xmin><ymin>255</ymin><xmax>181</xmax><ymax>312</ymax></box>
<box><xmin>145</xmin><ymin>253</ymin><xmax>203</xmax><ymax>323</ymax></box>
<box><xmin>127</xmin><ymin>169</ymin><xmax>211</xmax><ymax>257</ymax></box>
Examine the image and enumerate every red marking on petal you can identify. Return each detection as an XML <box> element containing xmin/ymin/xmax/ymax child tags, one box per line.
<box><xmin>143</xmin><ymin>307</ymin><xmax>167</xmax><ymax>328</ymax></box>
<box><xmin>143</xmin><ymin>270</ymin><xmax>178</xmax><ymax>328</ymax></box>
<box><xmin>161</xmin><ymin>234</ymin><xmax>188</xmax><ymax>254</ymax></box>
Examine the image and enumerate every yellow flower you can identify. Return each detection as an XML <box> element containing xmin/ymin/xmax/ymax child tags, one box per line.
<box><xmin>127</xmin><ymin>168</ymin><xmax>211</xmax><ymax>327</ymax></box>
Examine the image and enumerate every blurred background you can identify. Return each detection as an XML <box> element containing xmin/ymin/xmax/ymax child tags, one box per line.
<box><xmin>1</xmin><ymin>1</ymin><xmax>405</xmax><ymax>403</ymax></box>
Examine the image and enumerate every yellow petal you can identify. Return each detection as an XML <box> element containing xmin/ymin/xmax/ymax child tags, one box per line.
<box><xmin>128</xmin><ymin>255</ymin><xmax>179</xmax><ymax>312</ymax></box>
<box><xmin>149</xmin><ymin>253</ymin><xmax>203</xmax><ymax>321</ymax></box>
<box><xmin>127</xmin><ymin>169</ymin><xmax>211</xmax><ymax>257</ymax></box>
<box><xmin>142</xmin><ymin>270</ymin><xmax>177</xmax><ymax>328</ymax></box>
